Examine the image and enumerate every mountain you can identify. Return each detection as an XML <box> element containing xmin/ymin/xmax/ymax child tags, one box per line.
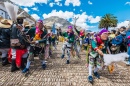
<box><xmin>43</xmin><ymin>16</ymin><xmax>81</xmax><ymax>31</ymax></box>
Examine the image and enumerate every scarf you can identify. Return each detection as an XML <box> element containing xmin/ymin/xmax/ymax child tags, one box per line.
<box><xmin>33</xmin><ymin>27</ymin><xmax>43</xmax><ymax>41</ymax></box>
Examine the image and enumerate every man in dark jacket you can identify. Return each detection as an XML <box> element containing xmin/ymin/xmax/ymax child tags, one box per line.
<box><xmin>10</xmin><ymin>16</ymin><xmax>28</xmax><ymax>72</ymax></box>
<box><xmin>0</xmin><ymin>19</ymin><xmax>12</xmax><ymax>66</ymax></box>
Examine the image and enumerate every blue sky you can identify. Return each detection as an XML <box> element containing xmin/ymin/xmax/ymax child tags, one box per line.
<box><xmin>10</xmin><ymin>0</ymin><xmax>130</xmax><ymax>31</ymax></box>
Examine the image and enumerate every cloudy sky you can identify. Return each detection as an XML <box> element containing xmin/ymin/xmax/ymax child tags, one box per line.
<box><xmin>10</xmin><ymin>0</ymin><xmax>130</xmax><ymax>31</ymax></box>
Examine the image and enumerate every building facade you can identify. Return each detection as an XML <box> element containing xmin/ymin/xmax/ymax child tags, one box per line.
<box><xmin>0</xmin><ymin>1</ymin><xmax>36</xmax><ymax>26</ymax></box>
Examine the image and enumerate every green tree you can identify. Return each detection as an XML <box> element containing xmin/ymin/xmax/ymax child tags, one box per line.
<box><xmin>99</xmin><ymin>14</ymin><xmax>118</xmax><ymax>30</ymax></box>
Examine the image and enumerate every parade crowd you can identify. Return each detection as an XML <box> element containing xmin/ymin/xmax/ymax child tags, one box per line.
<box><xmin>0</xmin><ymin>14</ymin><xmax>130</xmax><ymax>83</ymax></box>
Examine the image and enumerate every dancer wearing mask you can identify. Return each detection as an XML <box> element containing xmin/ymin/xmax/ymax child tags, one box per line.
<box><xmin>22</xmin><ymin>20</ymin><xmax>48</xmax><ymax>73</ymax></box>
<box><xmin>87</xmin><ymin>29</ymin><xmax>109</xmax><ymax>83</ymax></box>
<box><xmin>60</xmin><ymin>26</ymin><xmax>75</xmax><ymax>64</ymax></box>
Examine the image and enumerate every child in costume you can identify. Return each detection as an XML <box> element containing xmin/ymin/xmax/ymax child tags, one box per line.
<box><xmin>22</xmin><ymin>20</ymin><xmax>48</xmax><ymax>73</ymax></box>
<box><xmin>61</xmin><ymin>26</ymin><xmax>75</xmax><ymax>64</ymax></box>
<box><xmin>87</xmin><ymin>29</ymin><xmax>109</xmax><ymax>82</ymax></box>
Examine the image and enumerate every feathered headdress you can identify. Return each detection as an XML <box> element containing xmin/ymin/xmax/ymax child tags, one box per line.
<box><xmin>4</xmin><ymin>2</ymin><xmax>25</xmax><ymax>22</ymax></box>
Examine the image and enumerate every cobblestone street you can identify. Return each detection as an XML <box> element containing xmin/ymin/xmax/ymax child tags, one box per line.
<box><xmin>0</xmin><ymin>42</ymin><xmax>130</xmax><ymax>86</ymax></box>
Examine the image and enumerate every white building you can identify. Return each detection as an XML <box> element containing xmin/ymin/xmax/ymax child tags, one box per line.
<box><xmin>0</xmin><ymin>2</ymin><xmax>10</xmax><ymax>19</ymax></box>
<box><xmin>0</xmin><ymin>1</ymin><xmax>36</xmax><ymax>26</ymax></box>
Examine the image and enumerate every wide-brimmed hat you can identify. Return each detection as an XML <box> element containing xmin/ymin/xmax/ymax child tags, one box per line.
<box><xmin>17</xmin><ymin>15</ymin><xmax>26</xmax><ymax>19</ymax></box>
<box><xmin>0</xmin><ymin>16</ymin><xmax>3</xmax><ymax>21</ymax></box>
<box><xmin>0</xmin><ymin>19</ymin><xmax>13</xmax><ymax>28</ymax></box>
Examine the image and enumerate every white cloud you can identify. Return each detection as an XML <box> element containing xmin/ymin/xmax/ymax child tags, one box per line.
<box><xmin>32</xmin><ymin>7</ymin><xmax>39</xmax><ymax>11</ymax></box>
<box><xmin>43</xmin><ymin>10</ymin><xmax>100</xmax><ymax>29</ymax></box>
<box><xmin>88</xmin><ymin>16</ymin><xmax>101</xmax><ymax>23</ymax></box>
<box><xmin>56</xmin><ymin>2</ymin><xmax>62</xmax><ymax>6</ymax></box>
<box><xmin>55</xmin><ymin>0</ymin><xmax>62</xmax><ymax>2</ymax></box>
<box><xmin>49</xmin><ymin>3</ymin><xmax>55</xmax><ymax>7</ymax></box>
<box><xmin>10</xmin><ymin>0</ymin><xmax>48</xmax><ymax>6</ymax></box>
<box><xmin>88</xmin><ymin>1</ymin><xmax>93</xmax><ymax>5</ymax></box>
<box><xmin>65</xmin><ymin>0</ymin><xmax>81</xmax><ymax>6</ymax></box>
<box><xmin>43</xmin><ymin>10</ymin><xmax>74</xmax><ymax>20</ymax></box>
<box><xmin>31</xmin><ymin>14</ymin><xmax>40</xmax><ymax>20</ymax></box>
<box><xmin>125</xmin><ymin>2</ymin><xmax>130</xmax><ymax>5</ymax></box>
<box><xmin>117</xmin><ymin>21</ymin><xmax>130</xmax><ymax>28</ymax></box>
<box><xmin>80</xmin><ymin>10</ymin><xmax>82</xmax><ymax>12</ymax></box>
<box><xmin>24</xmin><ymin>8</ymin><xmax>30</xmax><ymax>13</ymax></box>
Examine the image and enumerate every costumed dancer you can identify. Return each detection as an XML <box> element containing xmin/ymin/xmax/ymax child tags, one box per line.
<box><xmin>73</xmin><ymin>33</ymin><xmax>80</xmax><ymax>58</ymax></box>
<box><xmin>125</xmin><ymin>26</ymin><xmax>130</xmax><ymax>65</ymax></box>
<box><xmin>60</xmin><ymin>26</ymin><xmax>75</xmax><ymax>64</ymax></box>
<box><xmin>0</xmin><ymin>18</ymin><xmax>12</xmax><ymax>66</ymax></box>
<box><xmin>22</xmin><ymin>20</ymin><xmax>48</xmax><ymax>73</ymax></box>
<box><xmin>74</xmin><ymin>25</ymin><xmax>85</xmax><ymax>52</ymax></box>
<box><xmin>87</xmin><ymin>29</ymin><xmax>109</xmax><ymax>83</ymax></box>
<box><xmin>50</xmin><ymin>33</ymin><xmax>57</xmax><ymax>50</ymax></box>
<box><xmin>44</xmin><ymin>30</ymin><xmax>51</xmax><ymax>59</ymax></box>
<box><xmin>10</xmin><ymin>16</ymin><xmax>28</xmax><ymax>72</ymax></box>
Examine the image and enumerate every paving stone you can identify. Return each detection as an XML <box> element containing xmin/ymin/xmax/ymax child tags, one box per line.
<box><xmin>0</xmin><ymin>42</ymin><xmax>130</xmax><ymax>86</ymax></box>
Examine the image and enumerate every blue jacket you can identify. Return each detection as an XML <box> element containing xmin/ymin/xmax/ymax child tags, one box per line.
<box><xmin>112</xmin><ymin>34</ymin><xmax>124</xmax><ymax>45</ymax></box>
<box><xmin>125</xmin><ymin>30</ymin><xmax>130</xmax><ymax>45</ymax></box>
<box><xmin>83</xmin><ymin>37</ymin><xmax>90</xmax><ymax>44</ymax></box>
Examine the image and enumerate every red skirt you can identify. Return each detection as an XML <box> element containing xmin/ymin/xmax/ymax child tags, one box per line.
<box><xmin>8</xmin><ymin>48</ymin><xmax>27</xmax><ymax>68</ymax></box>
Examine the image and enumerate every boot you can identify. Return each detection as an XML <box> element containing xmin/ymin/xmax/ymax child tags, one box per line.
<box><xmin>93</xmin><ymin>71</ymin><xmax>100</xmax><ymax>79</ymax></box>
<box><xmin>61</xmin><ymin>54</ymin><xmax>64</xmax><ymax>59</ymax></box>
<box><xmin>11</xmin><ymin>59</ymin><xmax>19</xmax><ymax>72</ymax></box>
<box><xmin>42</xmin><ymin>64</ymin><xmax>46</xmax><ymax>70</ymax></box>
<box><xmin>21</xmin><ymin>58</ymin><xmax>26</xmax><ymax>70</ymax></box>
<box><xmin>22</xmin><ymin>68</ymin><xmax>29</xmax><ymax>73</ymax></box>
<box><xmin>88</xmin><ymin>76</ymin><xmax>93</xmax><ymax>83</ymax></box>
<box><xmin>2</xmin><ymin>57</ymin><xmax>9</xmax><ymax>66</ymax></box>
<box><xmin>66</xmin><ymin>60</ymin><xmax>70</xmax><ymax>64</ymax></box>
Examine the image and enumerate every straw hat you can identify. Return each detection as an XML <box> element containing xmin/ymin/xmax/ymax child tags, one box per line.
<box><xmin>17</xmin><ymin>15</ymin><xmax>26</xmax><ymax>19</ymax></box>
<box><xmin>24</xmin><ymin>21</ymin><xmax>31</xmax><ymax>27</ymax></box>
<box><xmin>0</xmin><ymin>16</ymin><xmax>3</xmax><ymax>21</ymax></box>
<box><xmin>24</xmin><ymin>21</ymin><xmax>29</xmax><ymax>26</ymax></box>
<box><xmin>0</xmin><ymin>19</ymin><xmax>13</xmax><ymax>28</ymax></box>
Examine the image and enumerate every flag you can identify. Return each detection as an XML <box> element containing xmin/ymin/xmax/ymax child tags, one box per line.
<box><xmin>52</xmin><ymin>23</ymin><xmax>56</xmax><ymax>34</ymax></box>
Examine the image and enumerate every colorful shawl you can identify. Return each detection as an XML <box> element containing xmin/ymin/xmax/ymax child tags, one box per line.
<box><xmin>33</xmin><ymin>26</ymin><xmax>43</xmax><ymax>41</ymax></box>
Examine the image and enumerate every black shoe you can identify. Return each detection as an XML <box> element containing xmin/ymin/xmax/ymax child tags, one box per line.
<box><xmin>42</xmin><ymin>64</ymin><xmax>46</xmax><ymax>70</ymax></box>
<box><xmin>88</xmin><ymin>76</ymin><xmax>93</xmax><ymax>82</ymax></box>
<box><xmin>20</xmin><ymin>58</ymin><xmax>27</xmax><ymax>70</ymax></box>
<box><xmin>66</xmin><ymin>60</ymin><xmax>70</xmax><ymax>64</ymax></box>
<box><xmin>61</xmin><ymin>54</ymin><xmax>64</xmax><ymax>59</ymax></box>
<box><xmin>11</xmin><ymin>59</ymin><xmax>19</xmax><ymax>72</ymax></box>
<box><xmin>2</xmin><ymin>57</ymin><xmax>9</xmax><ymax>66</ymax></box>
<box><xmin>93</xmin><ymin>72</ymin><xmax>100</xmax><ymax>79</ymax></box>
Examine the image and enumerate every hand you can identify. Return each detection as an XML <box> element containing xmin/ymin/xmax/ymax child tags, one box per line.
<box><xmin>65</xmin><ymin>38</ymin><xmax>68</xmax><ymax>41</ymax></box>
<box><xmin>31</xmin><ymin>41</ymin><xmax>36</xmax><ymax>44</ymax></box>
<box><xmin>17</xmin><ymin>25</ymin><xmax>23</xmax><ymax>30</ymax></box>
<box><xmin>86</xmin><ymin>63</ymin><xmax>89</xmax><ymax>68</ymax></box>
<box><xmin>97</xmin><ymin>49</ymin><xmax>104</xmax><ymax>56</ymax></box>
